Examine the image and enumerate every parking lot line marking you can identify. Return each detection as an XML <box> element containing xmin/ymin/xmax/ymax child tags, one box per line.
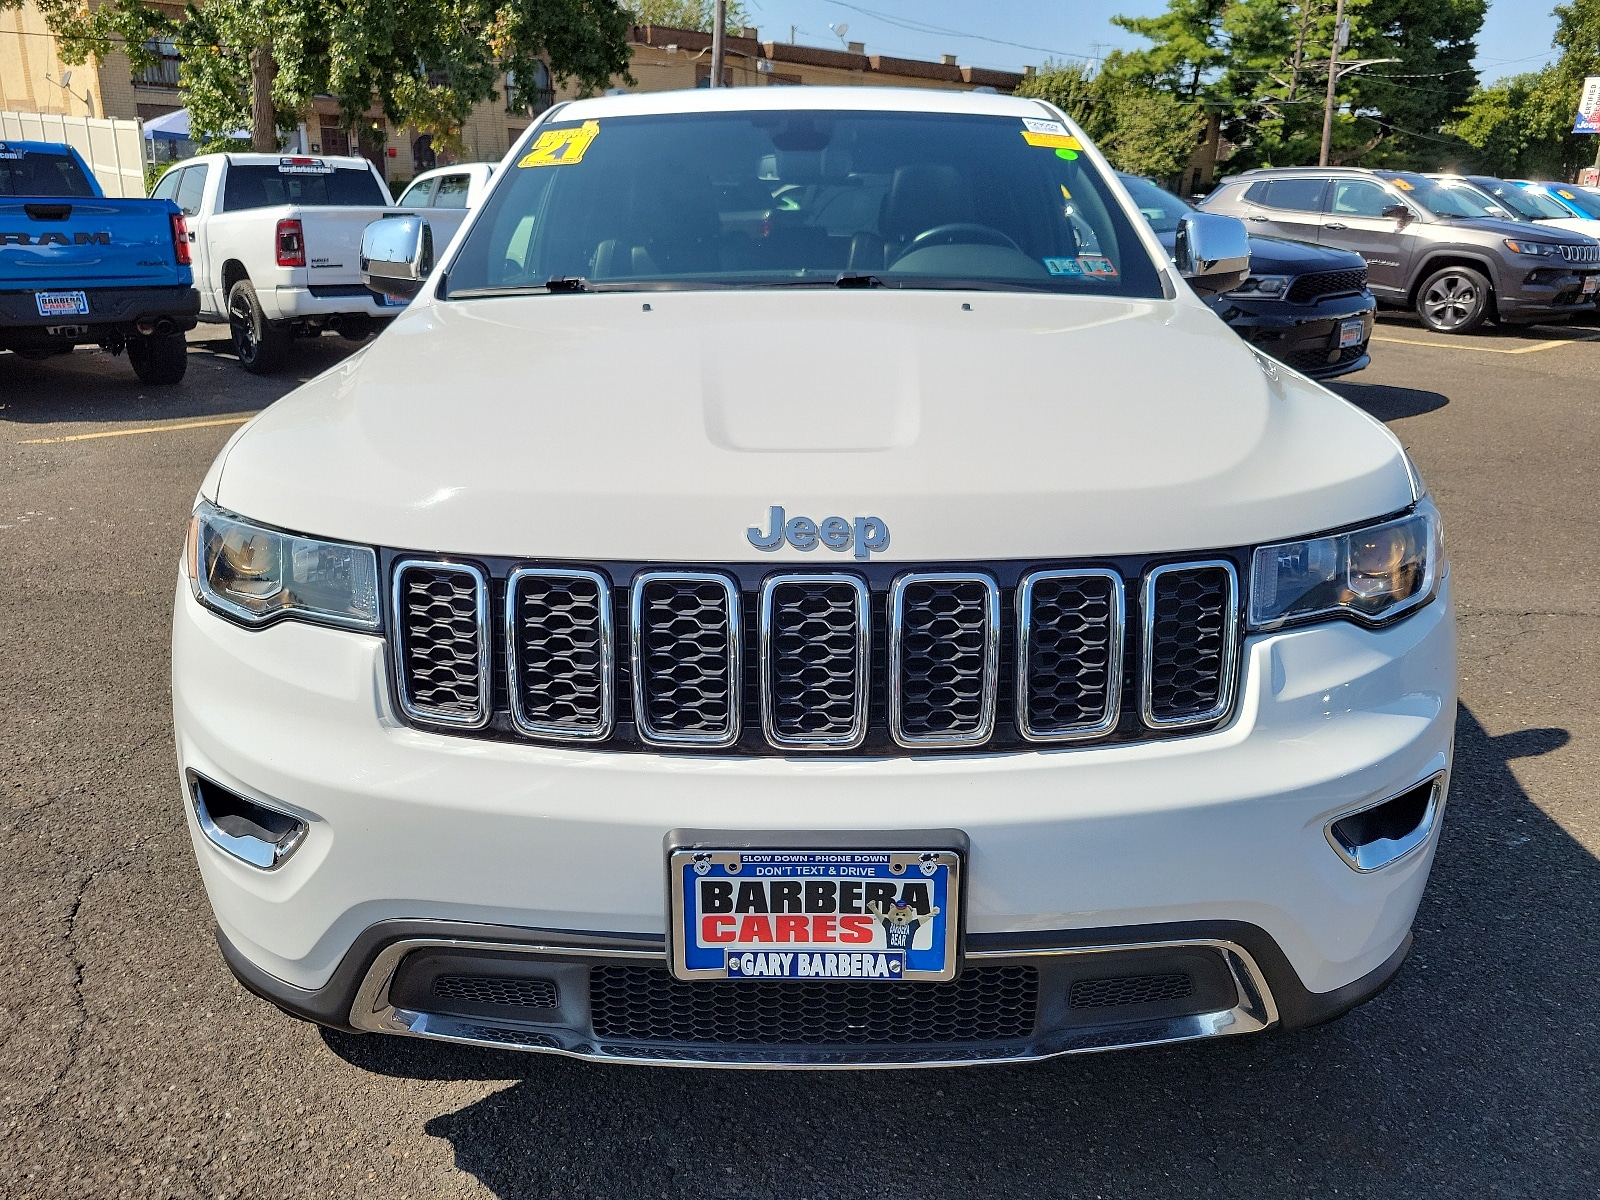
<box><xmin>18</xmin><ymin>415</ymin><xmax>256</xmax><ymax>445</ymax></box>
<box><xmin>1373</xmin><ymin>333</ymin><xmax>1600</xmax><ymax>355</ymax></box>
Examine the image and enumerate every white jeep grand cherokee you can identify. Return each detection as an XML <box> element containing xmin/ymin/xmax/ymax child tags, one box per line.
<box><xmin>173</xmin><ymin>88</ymin><xmax>1455</xmax><ymax>1068</ymax></box>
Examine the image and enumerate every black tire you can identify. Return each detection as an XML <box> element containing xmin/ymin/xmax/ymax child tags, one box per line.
<box><xmin>227</xmin><ymin>278</ymin><xmax>291</xmax><ymax>373</ymax></box>
<box><xmin>1415</xmin><ymin>265</ymin><xmax>1491</xmax><ymax>334</ymax></box>
<box><xmin>127</xmin><ymin>331</ymin><xmax>189</xmax><ymax>385</ymax></box>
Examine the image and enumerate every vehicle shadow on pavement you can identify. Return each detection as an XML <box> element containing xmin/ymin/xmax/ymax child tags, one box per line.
<box><xmin>1330</xmin><ymin>381</ymin><xmax>1449</xmax><ymax>422</ymax></box>
<box><xmin>321</xmin><ymin>702</ymin><xmax>1598</xmax><ymax>1198</ymax></box>
<box><xmin>0</xmin><ymin>334</ymin><xmax>363</xmax><ymax>426</ymax></box>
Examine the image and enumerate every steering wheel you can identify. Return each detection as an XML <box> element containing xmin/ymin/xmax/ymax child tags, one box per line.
<box><xmin>894</xmin><ymin>222</ymin><xmax>1024</xmax><ymax>263</ymax></box>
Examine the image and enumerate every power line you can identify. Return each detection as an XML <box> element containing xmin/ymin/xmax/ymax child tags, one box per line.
<box><xmin>818</xmin><ymin>0</ymin><xmax>1099</xmax><ymax>62</ymax></box>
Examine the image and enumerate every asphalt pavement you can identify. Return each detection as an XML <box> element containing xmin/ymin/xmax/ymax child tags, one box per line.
<box><xmin>2</xmin><ymin>318</ymin><xmax>1598</xmax><ymax>1199</ymax></box>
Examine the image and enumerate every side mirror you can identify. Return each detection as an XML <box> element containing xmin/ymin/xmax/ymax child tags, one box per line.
<box><xmin>1174</xmin><ymin>212</ymin><xmax>1250</xmax><ymax>295</ymax></box>
<box><xmin>1381</xmin><ymin>203</ymin><xmax>1413</xmax><ymax>223</ymax></box>
<box><xmin>361</xmin><ymin>214</ymin><xmax>433</xmax><ymax>303</ymax></box>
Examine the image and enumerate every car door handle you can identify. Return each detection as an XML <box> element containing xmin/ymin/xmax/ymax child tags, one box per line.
<box><xmin>1324</xmin><ymin>221</ymin><xmax>1348</xmax><ymax>230</ymax></box>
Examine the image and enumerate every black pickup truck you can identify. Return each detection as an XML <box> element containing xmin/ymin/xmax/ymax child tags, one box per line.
<box><xmin>0</xmin><ymin>140</ymin><xmax>200</xmax><ymax>384</ymax></box>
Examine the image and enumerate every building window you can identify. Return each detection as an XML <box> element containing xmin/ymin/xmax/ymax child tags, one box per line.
<box><xmin>506</xmin><ymin>62</ymin><xmax>554</xmax><ymax>115</ymax></box>
<box><xmin>133</xmin><ymin>36</ymin><xmax>181</xmax><ymax>90</ymax></box>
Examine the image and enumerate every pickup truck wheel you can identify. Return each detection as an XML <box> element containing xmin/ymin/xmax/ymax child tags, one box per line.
<box><xmin>227</xmin><ymin>279</ymin><xmax>290</xmax><ymax>373</ymax></box>
<box><xmin>127</xmin><ymin>331</ymin><xmax>189</xmax><ymax>385</ymax></box>
<box><xmin>1416</xmin><ymin>266</ymin><xmax>1490</xmax><ymax>334</ymax></box>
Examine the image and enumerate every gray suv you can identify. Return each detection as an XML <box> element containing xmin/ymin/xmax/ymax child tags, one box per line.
<box><xmin>1201</xmin><ymin>167</ymin><xmax>1600</xmax><ymax>334</ymax></box>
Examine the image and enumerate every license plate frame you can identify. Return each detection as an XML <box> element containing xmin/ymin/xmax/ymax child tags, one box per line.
<box><xmin>36</xmin><ymin>290</ymin><xmax>89</xmax><ymax>319</ymax></box>
<box><xmin>1338</xmin><ymin>317</ymin><xmax>1366</xmax><ymax>349</ymax></box>
<box><xmin>667</xmin><ymin>831</ymin><xmax>966</xmax><ymax>983</ymax></box>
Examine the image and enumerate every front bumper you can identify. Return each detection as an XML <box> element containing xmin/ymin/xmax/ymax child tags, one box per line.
<box><xmin>173</xmin><ymin>570</ymin><xmax>1456</xmax><ymax>1064</ymax></box>
<box><xmin>1207</xmin><ymin>293</ymin><xmax>1375</xmax><ymax>379</ymax></box>
<box><xmin>1497</xmin><ymin>269</ymin><xmax>1599</xmax><ymax>322</ymax></box>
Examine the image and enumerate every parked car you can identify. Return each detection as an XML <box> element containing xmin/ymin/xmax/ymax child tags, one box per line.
<box><xmin>1201</xmin><ymin>166</ymin><xmax>1600</xmax><ymax>333</ymax></box>
<box><xmin>394</xmin><ymin>162</ymin><xmax>496</xmax><ymax>213</ymax></box>
<box><xmin>1514</xmin><ymin>179</ymin><xmax>1600</xmax><ymax>231</ymax></box>
<box><xmin>151</xmin><ymin>153</ymin><xmax>411</xmax><ymax>373</ymax></box>
<box><xmin>1119</xmin><ymin>173</ymin><xmax>1374</xmax><ymax>378</ymax></box>
<box><xmin>1429</xmin><ymin>174</ymin><xmax>1600</xmax><ymax>242</ymax></box>
<box><xmin>0</xmin><ymin>139</ymin><xmax>198</xmax><ymax>383</ymax></box>
<box><xmin>177</xmin><ymin>89</ymin><xmax>1455</xmax><ymax>1068</ymax></box>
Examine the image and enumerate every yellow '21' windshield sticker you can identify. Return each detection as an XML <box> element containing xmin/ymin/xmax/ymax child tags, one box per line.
<box><xmin>519</xmin><ymin>120</ymin><xmax>600</xmax><ymax>168</ymax></box>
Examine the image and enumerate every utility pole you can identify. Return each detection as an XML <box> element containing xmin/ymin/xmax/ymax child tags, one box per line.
<box><xmin>710</xmin><ymin>0</ymin><xmax>727</xmax><ymax>88</ymax></box>
<box><xmin>1319</xmin><ymin>0</ymin><xmax>1347</xmax><ymax>166</ymax></box>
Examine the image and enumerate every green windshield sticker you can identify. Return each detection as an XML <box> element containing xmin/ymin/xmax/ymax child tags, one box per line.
<box><xmin>1043</xmin><ymin>257</ymin><xmax>1083</xmax><ymax>275</ymax></box>
<box><xmin>518</xmin><ymin>120</ymin><xmax>600</xmax><ymax>168</ymax></box>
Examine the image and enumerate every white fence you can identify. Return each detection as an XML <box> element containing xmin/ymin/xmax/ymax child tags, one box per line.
<box><xmin>1</xmin><ymin>111</ymin><xmax>147</xmax><ymax>197</ymax></box>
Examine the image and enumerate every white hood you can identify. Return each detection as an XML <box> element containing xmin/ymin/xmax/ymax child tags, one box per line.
<box><xmin>213</xmin><ymin>290</ymin><xmax>1414</xmax><ymax>560</ymax></box>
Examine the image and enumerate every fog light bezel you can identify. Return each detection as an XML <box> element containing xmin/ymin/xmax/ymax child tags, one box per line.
<box><xmin>1324</xmin><ymin>771</ymin><xmax>1446</xmax><ymax>873</ymax></box>
<box><xmin>187</xmin><ymin>770</ymin><xmax>308</xmax><ymax>870</ymax></box>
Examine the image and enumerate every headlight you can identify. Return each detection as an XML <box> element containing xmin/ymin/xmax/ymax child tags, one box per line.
<box><xmin>1224</xmin><ymin>274</ymin><xmax>1293</xmax><ymax>299</ymax></box>
<box><xmin>1503</xmin><ymin>239</ymin><xmax>1561</xmax><ymax>257</ymax></box>
<box><xmin>1248</xmin><ymin>499</ymin><xmax>1442</xmax><ymax>630</ymax></box>
<box><xmin>188</xmin><ymin>500</ymin><xmax>380</xmax><ymax>631</ymax></box>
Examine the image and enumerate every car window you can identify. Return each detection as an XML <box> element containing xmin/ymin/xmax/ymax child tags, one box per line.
<box><xmin>1381</xmin><ymin>175</ymin><xmax>1485</xmax><ymax>220</ymax></box>
<box><xmin>1545</xmin><ymin>185</ymin><xmax>1600</xmax><ymax>219</ymax></box>
<box><xmin>446</xmin><ymin>109</ymin><xmax>1165</xmax><ymax>297</ymax></box>
<box><xmin>0</xmin><ymin>148</ymin><xmax>98</xmax><ymax>197</ymax></box>
<box><xmin>1116</xmin><ymin>173</ymin><xmax>1192</xmax><ymax>234</ymax></box>
<box><xmin>1329</xmin><ymin>180</ymin><xmax>1396</xmax><ymax>218</ymax></box>
<box><xmin>1261</xmin><ymin>178</ymin><xmax>1328</xmax><ymax>213</ymax></box>
<box><xmin>1469</xmin><ymin>179</ymin><xmax>1553</xmax><ymax>220</ymax></box>
<box><xmin>397</xmin><ymin>178</ymin><xmax>436</xmax><ymax>207</ymax></box>
<box><xmin>433</xmin><ymin>174</ymin><xmax>471</xmax><ymax>209</ymax></box>
<box><xmin>150</xmin><ymin>167</ymin><xmax>183</xmax><ymax>202</ymax></box>
<box><xmin>174</xmin><ymin>163</ymin><xmax>207</xmax><ymax>216</ymax></box>
<box><xmin>221</xmin><ymin>162</ymin><xmax>388</xmax><ymax>211</ymax></box>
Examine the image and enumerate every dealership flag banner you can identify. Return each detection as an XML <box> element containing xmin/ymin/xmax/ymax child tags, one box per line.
<box><xmin>1577</xmin><ymin>76</ymin><xmax>1600</xmax><ymax>134</ymax></box>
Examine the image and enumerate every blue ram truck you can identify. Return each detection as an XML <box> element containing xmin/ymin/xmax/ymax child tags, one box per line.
<box><xmin>0</xmin><ymin>139</ymin><xmax>200</xmax><ymax>384</ymax></box>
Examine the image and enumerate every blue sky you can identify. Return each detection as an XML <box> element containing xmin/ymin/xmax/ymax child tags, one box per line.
<box><xmin>737</xmin><ymin>0</ymin><xmax>1563</xmax><ymax>84</ymax></box>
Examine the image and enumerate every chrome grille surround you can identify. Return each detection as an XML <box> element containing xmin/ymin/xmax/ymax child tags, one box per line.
<box><xmin>1140</xmin><ymin>560</ymin><xmax>1240</xmax><ymax>729</ymax></box>
<box><xmin>390</xmin><ymin>559</ymin><xmax>491</xmax><ymax>728</ymax></box>
<box><xmin>505</xmin><ymin>567</ymin><xmax>614</xmax><ymax>741</ymax></box>
<box><xmin>1015</xmin><ymin>568</ymin><xmax>1125</xmax><ymax>742</ymax></box>
<box><xmin>759</xmin><ymin>573</ymin><xmax>871</xmax><ymax>749</ymax></box>
<box><xmin>1559</xmin><ymin>242</ymin><xmax>1600</xmax><ymax>265</ymax></box>
<box><xmin>629</xmin><ymin>571</ymin><xmax>742</xmax><ymax>748</ymax></box>
<box><xmin>888</xmin><ymin>572</ymin><xmax>1001</xmax><ymax>748</ymax></box>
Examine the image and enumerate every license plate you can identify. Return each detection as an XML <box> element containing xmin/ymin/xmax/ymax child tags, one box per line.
<box><xmin>1339</xmin><ymin>318</ymin><xmax>1365</xmax><ymax>348</ymax></box>
<box><xmin>36</xmin><ymin>290</ymin><xmax>89</xmax><ymax>318</ymax></box>
<box><xmin>669</xmin><ymin>846</ymin><xmax>962</xmax><ymax>982</ymax></box>
<box><xmin>1584</xmin><ymin>276</ymin><xmax>1599</xmax><ymax>295</ymax></box>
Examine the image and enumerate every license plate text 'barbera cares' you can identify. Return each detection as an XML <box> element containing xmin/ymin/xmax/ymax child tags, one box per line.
<box><xmin>671</xmin><ymin>849</ymin><xmax>961</xmax><ymax>981</ymax></box>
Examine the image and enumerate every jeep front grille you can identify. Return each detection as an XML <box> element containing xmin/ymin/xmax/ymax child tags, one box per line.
<box><xmin>1559</xmin><ymin>242</ymin><xmax>1600</xmax><ymax>265</ymax></box>
<box><xmin>391</xmin><ymin>560</ymin><xmax>491</xmax><ymax>727</ymax></box>
<box><xmin>761</xmin><ymin>574</ymin><xmax>870</xmax><ymax>748</ymax></box>
<box><xmin>388</xmin><ymin>555</ymin><xmax>1245</xmax><ymax>754</ymax></box>
<box><xmin>630</xmin><ymin>572</ymin><xmax>741</xmax><ymax>747</ymax></box>
<box><xmin>1141</xmin><ymin>562</ymin><xmax>1239</xmax><ymax>728</ymax></box>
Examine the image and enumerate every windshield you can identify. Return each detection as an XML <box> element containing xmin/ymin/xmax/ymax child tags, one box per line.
<box><xmin>221</xmin><ymin>164</ymin><xmax>388</xmax><ymax>211</ymax></box>
<box><xmin>1116</xmin><ymin>173</ymin><xmax>1192</xmax><ymax>234</ymax></box>
<box><xmin>1472</xmin><ymin>180</ymin><xmax>1570</xmax><ymax>220</ymax></box>
<box><xmin>444</xmin><ymin>110</ymin><xmax>1164</xmax><ymax>297</ymax></box>
<box><xmin>1541</xmin><ymin>184</ymin><xmax>1600</xmax><ymax>220</ymax></box>
<box><xmin>0</xmin><ymin>148</ymin><xmax>97</xmax><ymax>197</ymax></box>
<box><xmin>1385</xmin><ymin>174</ymin><xmax>1494</xmax><ymax>219</ymax></box>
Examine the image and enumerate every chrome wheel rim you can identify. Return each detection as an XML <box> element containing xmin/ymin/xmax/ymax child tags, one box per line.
<box><xmin>1422</xmin><ymin>273</ymin><xmax>1479</xmax><ymax>329</ymax></box>
<box><xmin>228</xmin><ymin>292</ymin><xmax>257</xmax><ymax>362</ymax></box>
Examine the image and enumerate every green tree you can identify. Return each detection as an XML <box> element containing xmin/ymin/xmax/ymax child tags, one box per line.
<box><xmin>9</xmin><ymin>0</ymin><xmax>634</xmax><ymax>151</ymax></box>
<box><xmin>1017</xmin><ymin>58</ymin><xmax>1203</xmax><ymax>183</ymax></box>
<box><xmin>631</xmin><ymin>0</ymin><xmax>750</xmax><ymax>35</ymax></box>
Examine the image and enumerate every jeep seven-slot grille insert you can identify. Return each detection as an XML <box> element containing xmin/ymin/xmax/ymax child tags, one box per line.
<box><xmin>389</xmin><ymin>561</ymin><xmax>1242</xmax><ymax>750</ymax></box>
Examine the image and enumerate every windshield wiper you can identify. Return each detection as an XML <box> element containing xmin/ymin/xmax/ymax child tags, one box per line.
<box><xmin>544</xmin><ymin>276</ymin><xmax>591</xmax><ymax>293</ymax></box>
<box><xmin>835</xmin><ymin>272</ymin><xmax>886</xmax><ymax>288</ymax></box>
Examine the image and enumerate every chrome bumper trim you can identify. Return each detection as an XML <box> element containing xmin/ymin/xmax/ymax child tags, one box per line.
<box><xmin>347</xmin><ymin>934</ymin><xmax>1278</xmax><ymax>1069</ymax></box>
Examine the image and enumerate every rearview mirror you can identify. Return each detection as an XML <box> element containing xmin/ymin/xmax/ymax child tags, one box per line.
<box><xmin>1381</xmin><ymin>203</ymin><xmax>1413</xmax><ymax>223</ymax></box>
<box><xmin>361</xmin><ymin>215</ymin><xmax>433</xmax><ymax>303</ymax></box>
<box><xmin>1173</xmin><ymin>212</ymin><xmax>1250</xmax><ymax>295</ymax></box>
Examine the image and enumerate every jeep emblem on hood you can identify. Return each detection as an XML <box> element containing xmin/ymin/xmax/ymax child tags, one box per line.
<box><xmin>747</xmin><ymin>506</ymin><xmax>890</xmax><ymax>560</ymax></box>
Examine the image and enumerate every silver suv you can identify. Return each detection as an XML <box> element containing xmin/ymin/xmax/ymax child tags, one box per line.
<box><xmin>1201</xmin><ymin>167</ymin><xmax>1600</xmax><ymax>334</ymax></box>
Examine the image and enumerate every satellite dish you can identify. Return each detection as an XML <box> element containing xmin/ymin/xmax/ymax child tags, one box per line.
<box><xmin>829</xmin><ymin>23</ymin><xmax>849</xmax><ymax>42</ymax></box>
<box><xmin>60</xmin><ymin>70</ymin><xmax>72</xmax><ymax>88</ymax></box>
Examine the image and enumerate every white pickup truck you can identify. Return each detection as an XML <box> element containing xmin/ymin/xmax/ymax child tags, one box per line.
<box><xmin>150</xmin><ymin>153</ymin><xmax>469</xmax><ymax>372</ymax></box>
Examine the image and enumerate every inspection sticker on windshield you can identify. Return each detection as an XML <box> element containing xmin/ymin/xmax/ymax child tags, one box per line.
<box><xmin>669</xmin><ymin>847</ymin><xmax>961</xmax><ymax>982</ymax></box>
<box><xmin>1077</xmin><ymin>255</ymin><xmax>1118</xmax><ymax>277</ymax></box>
<box><xmin>518</xmin><ymin>120</ymin><xmax>600</xmax><ymax>168</ymax></box>
<box><xmin>1022</xmin><ymin>118</ymin><xmax>1083</xmax><ymax>152</ymax></box>
<box><xmin>1044</xmin><ymin>257</ymin><xmax>1084</xmax><ymax>275</ymax></box>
